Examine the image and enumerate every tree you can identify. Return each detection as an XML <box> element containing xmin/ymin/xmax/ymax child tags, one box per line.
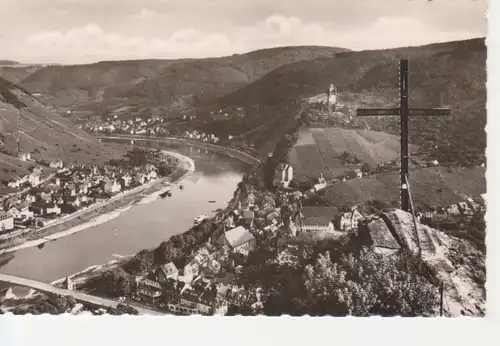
<box><xmin>126</xmin><ymin>147</ymin><xmax>149</xmax><ymax>167</ymax></box>
<box><xmin>303</xmin><ymin>249</ymin><xmax>439</xmax><ymax>316</ymax></box>
<box><xmin>126</xmin><ymin>249</ymin><xmax>155</xmax><ymax>273</ymax></box>
<box><xmin>92</xmin><ymin>268</ymin><xmax>136</xmax><ymax>298</ymax></box>
<box><xmin>109</xmin><ymin>303</ymin><xmax>139</xmax><ymax>315</ymax></box>
<box><xmin>361</xmin><ymin>162</ymin><xmax>371</xmax><ymax>173</ymax></box>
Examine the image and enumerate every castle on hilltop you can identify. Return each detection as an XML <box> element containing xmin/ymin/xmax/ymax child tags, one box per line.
<box><xmin>326</xmin><ymin>84</ymin><xmax>338</xmax><ymax>113</ymax></box>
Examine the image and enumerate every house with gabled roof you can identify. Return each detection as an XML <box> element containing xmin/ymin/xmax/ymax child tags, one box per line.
<box><xmin>218</xmin><ymin>226</ymin><xmax>256</xmax><ymax>256</ymax></box>
<box><xmin>135</xmin><ymin>277</ymin><xmax>162</xmax><ymax>302</ymax></box>
<box><xmin>156</xmin><ymin>262</ymin><xmax>179</xmax><ymax>282</ymax></box>
<box><xmin>180</xmin><ymin>288</ymin><xmax>215</xmax><ymax>315</ymax></box>
<box><xmin>296</xmin><ymin>207</ymin><xmax>338</xmax><ymax>234</ymax></box>
<box><xmin>334</xmin><ymin>208</ymin><xmax>365</xmax><ymax>231</ymax></box>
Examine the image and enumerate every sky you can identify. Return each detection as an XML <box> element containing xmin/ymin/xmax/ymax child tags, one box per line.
<box><xmin>0</xmin><ymin>0</ymin><xmax>487</xmax><ymax>65</ymax></box>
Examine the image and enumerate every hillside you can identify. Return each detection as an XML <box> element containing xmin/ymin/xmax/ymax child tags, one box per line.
<box><xmin>0</xmin><ymin>77</ymin><xmax>126</xmax><ymax>184</ymax></box>
<box><xmin>218</xmin><ymin>38</ymin><xmax>486</xmax><ymax>166</ymax></box>
<box><xmin>19</xmin><ymin>46</ymin><xmax>348</xmax><ymax>116</ymax></box>
<box><xmin>363</xmin><ymin>209</ymin><xmax>485</xmax><ymax>316</ymax></box>
<box><xmin>220</xmin><ymin>38</ymin><xmax>485</xmax><ymax>106</ymax></box>
<box><xmin>18</xmin><ymin>60</ymin><xmax>184</xmax><ymax>111</ymax></box>
<box><xmin>320</xmin><ymin>166</ymin><xmax>485</xmax><ymax>209</ymax></box>
<box><xmin>0</xmin><ymin>65</ymin><xmax>44</xmax><ymax>85</ymax></box>
<box><xmin>0</xmin><ymin>61</ymin><xmax>20</xmax><ymax>66</ymax></box>
<box><xmin>289</xmin><ymin>127</ymin><xmax>419</xmax><ymax>180</ymax></box>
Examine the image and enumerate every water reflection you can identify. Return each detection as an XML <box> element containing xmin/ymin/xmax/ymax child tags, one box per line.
<box><xmin>0</xmin><ymin>141</ymin><xmax>247</xmax><ymax>283</ymax></box>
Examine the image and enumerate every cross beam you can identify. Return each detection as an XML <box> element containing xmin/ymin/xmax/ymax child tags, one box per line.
<box><xmin>356</xmin><ymin>59</ymin><xmax>450</xmax><ymax>212</ymax></box>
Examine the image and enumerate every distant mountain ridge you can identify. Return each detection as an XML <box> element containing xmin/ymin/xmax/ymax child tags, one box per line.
<box><xmin>0</xmin><ymin>60</ymin><xmax>20</xmax><ymax>66</ymax></box>
<box><xmin>12</xmin><ymin>46</ymin><xmax>348</xmax><ymax>113</ymax></box>
<box><xmin>214</xmin><ymin>38</ymin><xmax>485</xmax><ymax>166</ymax></box>
<box><xmin>219</xmin><ymin>38</ymin><xmax>485</xmax><ymax>107</ymax></box>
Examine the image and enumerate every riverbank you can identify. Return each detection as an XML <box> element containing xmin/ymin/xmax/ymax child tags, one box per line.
<box><xmin>102</xmin><ymin>135</ymin><xmax>262</xmax><ymax>167</ymax></box>
<box><xmin>0</xmin><ymin>150</ymin><xmax>195</xmax><ymax>255</ymax></box>
<box><xmin>0</xmin><ymin>178</ymin><xmax>243</xmax><ymax>309</ymax></box>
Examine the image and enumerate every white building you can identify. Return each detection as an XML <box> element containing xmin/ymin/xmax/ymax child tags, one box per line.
<box><xmin>296</xmin><ymin>207</ymin><xmax>338</xmax><ymax>234</ymax></box>
<box><xmin>0</xmin><ymin>212</ymin><xmax>14</xmax><ymax>232</ymax></box>
<box><xmin>28</xmin><ymin>173</ymin><xmax>40</xmax><ymax>187</ymax></box>
<box><xmin>18</xmin><ymin>152</ymin><xmax>32</xmax><ymax>162</ymax></box>
<box><xmin>110</xmin><ymin>181</ymin><xmax>122</xmax><ymax>193</ymax></box>
<box><xmin>274</xmin><ymin>163</ymin><xmax>294</xmax><ymax>188</ymax></box>
<box><xmin>334</xmin><ymin>209</ymin><xmax>365</xmax><ymax>231</ymax></box>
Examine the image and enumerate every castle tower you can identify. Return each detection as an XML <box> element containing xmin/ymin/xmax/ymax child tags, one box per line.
<box><xmin>327</xmin><ymin>84</ymin><xmax>337</xmax><ymax>115</ymax></box>
<box><xmin>64</xmin><ymin>276</ymin><xmax>74</xmax><ymax>291</ymax></box>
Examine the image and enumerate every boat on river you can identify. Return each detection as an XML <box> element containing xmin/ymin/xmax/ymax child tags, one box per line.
<box><xmin>159</xmin><ymin>189</ymin><xmax>172</xmax><ymax>198</ymax></box>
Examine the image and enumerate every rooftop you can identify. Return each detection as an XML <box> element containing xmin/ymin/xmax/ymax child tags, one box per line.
<box><xmin>301</xmin><ymin>216</ymin><xmax>331</xmax><ymax>227</ymax></box>
<box><xmin>161</xmin><ymin>262</ymin><xmax>178</xmax><ymax>276</ymax></box>
<box><xmin>224</xmin><ymin>226</ymin><xmax>255</xmax><ymax>249</ymax></box>
<box><xmin>300</xmin><ymin>207</ymin><xmax>338</xmax><ymax>219</ymax></box>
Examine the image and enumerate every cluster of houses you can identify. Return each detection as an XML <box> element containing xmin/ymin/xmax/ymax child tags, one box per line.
<box><xmin>82</xmin><ymin>115</ymin><xmax>166</xmax><ymax>136</ymax></box>
<box><xmin>208</xmin><ymin>107</ymin><xmax>246</xmax><ymax>121</ymax></box>
<box><xmin>111</xmin><ymin>159</ymin><xmax>485</xmax><ymax>316</ymax></box>
<box><xmin>416</xmin><ymin>196</ymin><xmax>485</xmax><ymax>222</ymax></box>
<box><xmin>227</xmin><ymin>179</ymin><xmax>365</xmax><ymax>247</ymax></box>
<box><xmin>180</xmin><ymin>130</ymin><xmax>220</xmax><ymax>144</ymax></box>
<box><xmin>0</xmin><ymin>161</ymin><xmax>159</xmax><ymax>234</ymax></box>
<box><xmin>130</xmin><ymin>229</ymin><xmax>266</xmax><ymax>315</ymax></box>
<box><xmin>6</xmin><ymin>164</ymin><xmax>44</xmax><ymax>189</ymax></box>
<box><xmin>123</xmin><ymin>163</ymin><xmax>368</xmax><ymax>313</ymax></box>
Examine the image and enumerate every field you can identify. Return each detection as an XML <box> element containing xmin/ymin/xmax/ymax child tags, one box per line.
<box><xmin>322</xmin><ymin>166</ymin><xmax>486</xmax><ymax>208</ymax></box>
<box><xmin>289</xmin><ymin>127</ymin><xmax>418</xmax><ymax>181</ymax></box>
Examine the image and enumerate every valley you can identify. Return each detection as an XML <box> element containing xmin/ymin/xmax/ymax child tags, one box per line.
<box><xmin>0</xmin><ymin>37</ymin><xmax>487</xmax><ymax>318</ymax></box>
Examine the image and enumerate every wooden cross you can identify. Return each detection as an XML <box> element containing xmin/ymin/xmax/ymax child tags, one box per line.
<box><xmin>356</xmin><ymin>59</ymin><xmax>450</xmax><ymax>212</ymax></box>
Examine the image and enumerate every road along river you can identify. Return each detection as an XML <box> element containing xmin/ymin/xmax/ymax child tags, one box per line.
<box><xmin>0</xmin><ymin>139</ymin><xmax>250</xmax><ymax>287</ymax></box>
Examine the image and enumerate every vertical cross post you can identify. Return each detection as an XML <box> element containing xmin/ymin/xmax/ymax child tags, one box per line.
<box><xmin>400</xmin><ymin>59</ymin><xmax>410</xmax><ymax>212</ymax></box>
<box><xmin>356</xmin><ymin>59</ymin><xmax>450</xmax><ymax>212</ymax></box>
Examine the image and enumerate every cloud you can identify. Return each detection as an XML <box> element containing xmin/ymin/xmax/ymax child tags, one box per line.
<box><xmin>5</xmin><ymin>15</ymin><xmax>484</xmax><ymax>64</ymax></box>
<box><xmin>18</xmin><ymin>24</ymin><xmax>241</xmax><ymax>63</ymax></box>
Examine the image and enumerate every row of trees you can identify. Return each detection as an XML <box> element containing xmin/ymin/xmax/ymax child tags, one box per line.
<box><xmin>10</xmin><ymin>295</ymin><xmax>78</xmax><ymax>315</ymax></box>
<box><xmin>107</xmin><ymin>147</ymin><xmax>180</xmax><ymax>177</ymax></box>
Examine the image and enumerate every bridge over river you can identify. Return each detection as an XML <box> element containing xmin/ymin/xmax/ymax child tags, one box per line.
<box><xmin>97</xmin><ymin>134</ymin><xmax>262</xmax><ymax>167</ymax></box>
<box><xmin>0</xmin><ymin>273</ymin><xmax>163</xmax><ymax>315</ymax></box>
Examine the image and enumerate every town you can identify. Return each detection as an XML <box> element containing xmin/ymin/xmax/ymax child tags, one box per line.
<box><xmin>80</xmin><ymin>113</ymin><xmax>222</xmax><ymax>144</ymax></box>
<box><xmin>62</xmin><ymin>150</ymin><xmax>485</xmax><ymax>316</ymax></box>
<box><xmin>0</xmin><ymin>150</ymin><xmax>175</xmax><ymax>239</ymax></box>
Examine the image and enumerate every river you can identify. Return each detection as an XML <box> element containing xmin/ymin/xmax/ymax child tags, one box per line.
<box><xmin>0</xmin><ymin>139</ymin><xmax>249</xmax><ymax>287</ymax></box>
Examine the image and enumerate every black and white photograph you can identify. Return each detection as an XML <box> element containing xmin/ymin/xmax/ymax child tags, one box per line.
<box><xmin>0</xmin><ymin>0</ymin><xmax>488</xmax><ymax>319</ymax></box>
